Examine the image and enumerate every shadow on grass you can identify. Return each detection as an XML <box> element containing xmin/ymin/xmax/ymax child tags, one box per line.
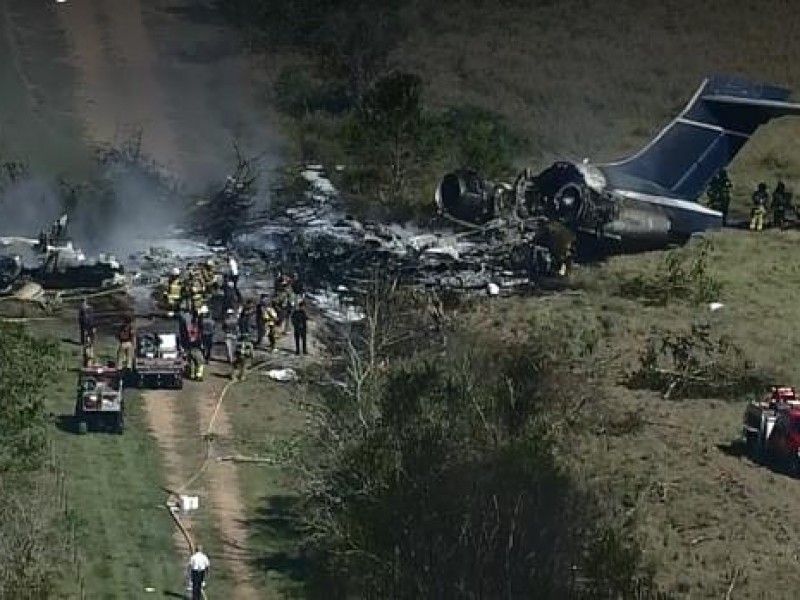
<box><xmin>247</xmin><ymin>494</ymin><xmax>309</xmax><ymax>591</ymax></box>
<box><xmin>55</xmin><ymin>414</ymin><xmax>80</xmax><ymax>435</ymax></box>
<box><xmin>54</xmin><ymin>414</ymin><xmax>123</xmax><ymax>436</ymax></box>
<box><xmin>717</xmin><ymin>440</ymin><xmax>800</xmax><ymax>479</ymax></box>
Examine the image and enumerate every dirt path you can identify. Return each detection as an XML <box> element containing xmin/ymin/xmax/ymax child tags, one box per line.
<box><xmin>141</xmin><ymin>390</ymin><xmax>197</xmax><ymax>557</ymax></box>
<box><xmin>139</xmin><ymin>361</ymin><xmax>260</xmax><ymax>599</ymax></box>
<box><xmin>195</xmin><ymin>374</ymin><xmax>260</xmax><ymax>599</ymax></box>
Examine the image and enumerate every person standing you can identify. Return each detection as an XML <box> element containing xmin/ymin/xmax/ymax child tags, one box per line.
<box><xmin>223</xmin><ymin>308</ymin><xmax>239</xmax><ymax>364</ymax></box>
<box><xmin>187</xmin><ymin>546</ymin><xmax>210</xmax><ymax>600</ymax></box>
<box><xmin>265</xmin><ymin>300</ymin><xmax>279</xmax><ymax>353</ymax></box>
<box><xmin>186</xmin><ymin>313</ymin><xmax>205</xmax><ymax>381</ymax></box>
<box><xmin>238</xmin><ymin>299</ymin><xmax>255</xmax><ymax>339</ymax></box>
<box><xmin>116</xmin><ymin>316</ymin><xmax>135</xmax><ymax>370</ymax></box>
<box><xmin>291</xmin><ymin>300</ymin><xmax>309</xmax><ymax>355</ymax></box>
<box><xmin>750</xmin><ymin>182</ymin><xmax>769</xmax><ymax>231</ymax></box>
<box><xmin>227</xmin><ymin>253</ymin><xmax>239</xmax><ymax>290</ymax></box>
<box><xmin>79</xmin><ymin>298</ymin><xmax>95</xmax><ymax>366</ymax></box>
<box><xmin>772</xmin><ymin>181</ymin><xmax>791</xmax><ymax>229</ymax></box>
<box><xmin>199</xmin><ymin>306</ymin><xmax>215</xmax><ymax>363</ymax></box>
<box><xmin>232</xmin><ymin>333</ymin><xmax>254</xmax><ymax>381</ymax></box>
<box><xmin>222</xmin><ymin>280</ymin><xmax>238</xmax><ymax>314</ymax></box>
<box><xmin>255</xmin><ymin>294</ymin><xmax>268</xmax><ymax>347</ymax></box>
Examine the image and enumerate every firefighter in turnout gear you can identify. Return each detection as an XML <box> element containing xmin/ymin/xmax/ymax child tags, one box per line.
<box><xmin>706</xmin><ymin>169</ymin><xmax>732</xmax><ymax>225</ymax></box>
<box><xmin>263</xmin><ymin>300</ymin><xmax>279</xmax><ymax>352</ymax></box>
<box><xmin>232</xmin><ymin>333</ymin><xmax>254</xmax><ymax>381</ymax></box>
<box><xmin>541</xmin><ymin>221</ymin><xmax>576</xmax><ymax>276</ymax></box>
<box><xmin>189</xmin><ymin>273</ymin><xmax>205</xmax><ymax>313</ymax></box>
<box><xmin>750</xmin><ymin>182</ymin><xmax>769</xmax><ymax>231</ymax></box>
<box><xmin>200</xmin><ymin>258</ymin><xmax>217</xmax><ymax>295</ymax></box>
<box><xmin>772</xmin><ymin>181</ymin><xmax>792</xmax><ymax>229</ymax></box>
<box><xmin>165</xmin><ymin>267</ymin><xmax>183</xmax><ymax>312</ymax></box>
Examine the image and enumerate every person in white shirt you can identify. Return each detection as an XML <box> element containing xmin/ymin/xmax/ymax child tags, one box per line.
<box><xmin>188</xmin><ymin>546</ymin><xmax>210</xmax><ymax>600</ymax></box>
<box><xmin>227</xmin><ymin>253</ymin><xmax>239</xmax><ymax>290</ymax></box>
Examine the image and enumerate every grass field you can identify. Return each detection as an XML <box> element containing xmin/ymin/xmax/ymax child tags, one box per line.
<box><xmin>32</xmin><ymin>323</ymin><xmax>183</xmax><ymax>598</ymax></box>
<box><xmin>396</xmin><ymin>0</ymin><xmax>800</xmax><ymax>187</ymax></box>
<box><xmin>223</xmin><ymin>353</ymin><xmax>311</xmax><ymax>598</ymax></box>
<box><xmin>466</xmin><ymin>226</ymin><xmax>800</xmax><ymax>598</ymax></box>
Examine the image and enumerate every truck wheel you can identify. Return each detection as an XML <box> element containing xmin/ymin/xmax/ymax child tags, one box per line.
<box><xmin>77</xmin><ymin>419</ymin><xmax>87</xmax><ymax>435</ymax></box>
<box><xmin>175</xmin><ymin>375</ymin><xmax>184</xmax><ymax>390</ymax></box>
<box><xmin>115</xmin><ymin>413</ymin><xmax>125</xmax><ymax>434</ymax></box>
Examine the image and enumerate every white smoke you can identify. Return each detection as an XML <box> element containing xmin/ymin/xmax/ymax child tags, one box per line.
<box><xmin>0</xmin><ymin>178</ymin><xmax>63</xmax><ymax>237</ymax></box>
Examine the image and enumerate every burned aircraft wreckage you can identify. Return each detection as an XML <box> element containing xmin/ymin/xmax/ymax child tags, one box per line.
<box><xmin>5</xmin><ymin>75</ymin><xmax>800</xmax><ymax>302</ymax></box>
<box><xmin>0</xmin><ymin>216</ymin><xmax>124</xmax><ymax>295</ymax></box>
<box><xmin>257</xmin><ymin>75</ymin><xmax>800</xmax><ymax>294</ymax></box>
<box><xmin>435</xmin><ymin>75</ymin><xmax>800</xmax><ymax>261</ymax></box>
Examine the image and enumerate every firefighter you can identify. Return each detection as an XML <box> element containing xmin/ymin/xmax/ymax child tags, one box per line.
<box><xmin>201</xmin><ymin>260</ymin><xmax>218</xmax><ymax>304</ymax></box>
<box><xmin>706</xmin><ymin>169</ymin><xmax>732</xmax><ymax>225</ymax></box>
<box><xmin>264</xmin><ymin>300</ymin><xmax>279</xmax><ymax>352</ymax></box>
<box><xmin>165</xmin><ymin>267</ymin><xmax>183</xmax><ymax>312</ymax></box>
<box><xmin>542</xmin><ymin>221</ymin><xmax>576</xmax><ymax>276</ymax></box>
<box><xmin>116</xmin><ymin>315</ymin><xmax>135</xmax><ymax>370</ymax></box>
<box><xmin>232</xmin><ymin>332</ymin><xmax>254</xmax><ymax>381</ymax></box>
<box><xmin>186</xmin><ymin>312</ymin><xmax>205</xmax><ymax>381</ymax></box>
<box><xmin>189</xmin><ymin>273</ymin><xmax>205</xmax><ymax>313</ymax></box>
<box><xmin>750</xmin><ymin>182</ymin><xmax>769</xmax><ymax>231</ymax></box>
<box><xmin>772</xmin><ymin>181</ymin><xmax>792</xmax><ymax>229</ymax></box>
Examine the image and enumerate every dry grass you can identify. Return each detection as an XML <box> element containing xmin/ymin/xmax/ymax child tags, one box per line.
<box><xmin>466</xmin><ymin>227</ymin><xmax>800</xmax><ymax>597</ymax></box>
<box><xmin>395</xmin><ymin>0</ymin><xmax>800</xmax><ymax>198</ymax></box>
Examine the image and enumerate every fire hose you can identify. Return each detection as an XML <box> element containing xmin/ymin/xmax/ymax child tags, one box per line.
<box><xmin>162</xmin><ymin>358</ymin><xmax>271</xmax><ymax>598</ymax></box>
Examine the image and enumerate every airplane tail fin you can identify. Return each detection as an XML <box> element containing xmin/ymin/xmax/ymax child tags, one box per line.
<box><xmin>599</xmin><ymin>76</ymin><xmax>800</xmax><ymax>199</ymax></box>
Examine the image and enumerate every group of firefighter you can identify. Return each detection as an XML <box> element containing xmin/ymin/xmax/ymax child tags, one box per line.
<box><xmin>161</xmin><ymin>255</ymin><xmax>309</xmax><ymax>382</ymax></box>
<box><xmin>705</xmin><ymin>169</ymin><xmax>795</xmax><ymax>231</ymax></box>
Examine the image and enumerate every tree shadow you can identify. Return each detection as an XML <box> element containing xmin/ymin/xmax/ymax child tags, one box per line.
<box><xmin>246</xmin><ymin>494</ymin><xmax>309</xmax><ymax>590</ymax></box>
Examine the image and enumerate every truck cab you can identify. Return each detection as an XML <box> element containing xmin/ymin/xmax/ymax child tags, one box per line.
<box><xmin>765</xmin><ymin>408</ymin><xmax>800</xmax><ymax>472</ymax></box>
<box><xmin>742</xmin><ymin>386</ymin><xmax>800</xmax><ymax>473</ymax></box>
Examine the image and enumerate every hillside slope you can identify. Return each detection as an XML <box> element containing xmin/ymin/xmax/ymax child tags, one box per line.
<box><xmin>471</xmin><ymin>230</ymin><xmax>800</xmax><ymax>598</ymax></box>
<box><xmin>396</xmin><ymin>0</ymin><xmax>800</xmax><ymax>192</ymax></box>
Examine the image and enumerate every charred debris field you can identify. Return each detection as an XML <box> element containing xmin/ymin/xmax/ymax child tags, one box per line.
<box><xmin>6</xmin><ymin>0</ymin><xmax>800</xmax><ymax>598</ymax></box>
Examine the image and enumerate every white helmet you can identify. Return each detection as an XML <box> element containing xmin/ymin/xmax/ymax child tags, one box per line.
<box><xmin>171</xmin><ymin>267</ymin><xmax>180</xmax><ymax>276</ymax></box>
<box><xmin>198</xmin><ymin>305</ymin><xmax>209</xmax><ymax>316</ymax></box>
<box><xmin>206</xmin><ymin>258</ymin><xmax>215</xmax><ymax>267</ymax></box>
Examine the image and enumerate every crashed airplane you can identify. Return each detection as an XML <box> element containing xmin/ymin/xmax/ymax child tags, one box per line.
<box><xmin>436</xmin><ymin>75</ymin><xmax>800</xmax><ymax>253</ymax></box>
<box><xmin>0</xmin><ymin>216</ymin><xmax>125</xmax><ymax>294</ymax></box>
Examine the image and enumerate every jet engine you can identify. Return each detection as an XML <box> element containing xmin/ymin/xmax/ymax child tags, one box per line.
<box><xmin>435</xmin><ymin>169</ymin><xmax>503</xmax><ymax>224</ymax></box>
